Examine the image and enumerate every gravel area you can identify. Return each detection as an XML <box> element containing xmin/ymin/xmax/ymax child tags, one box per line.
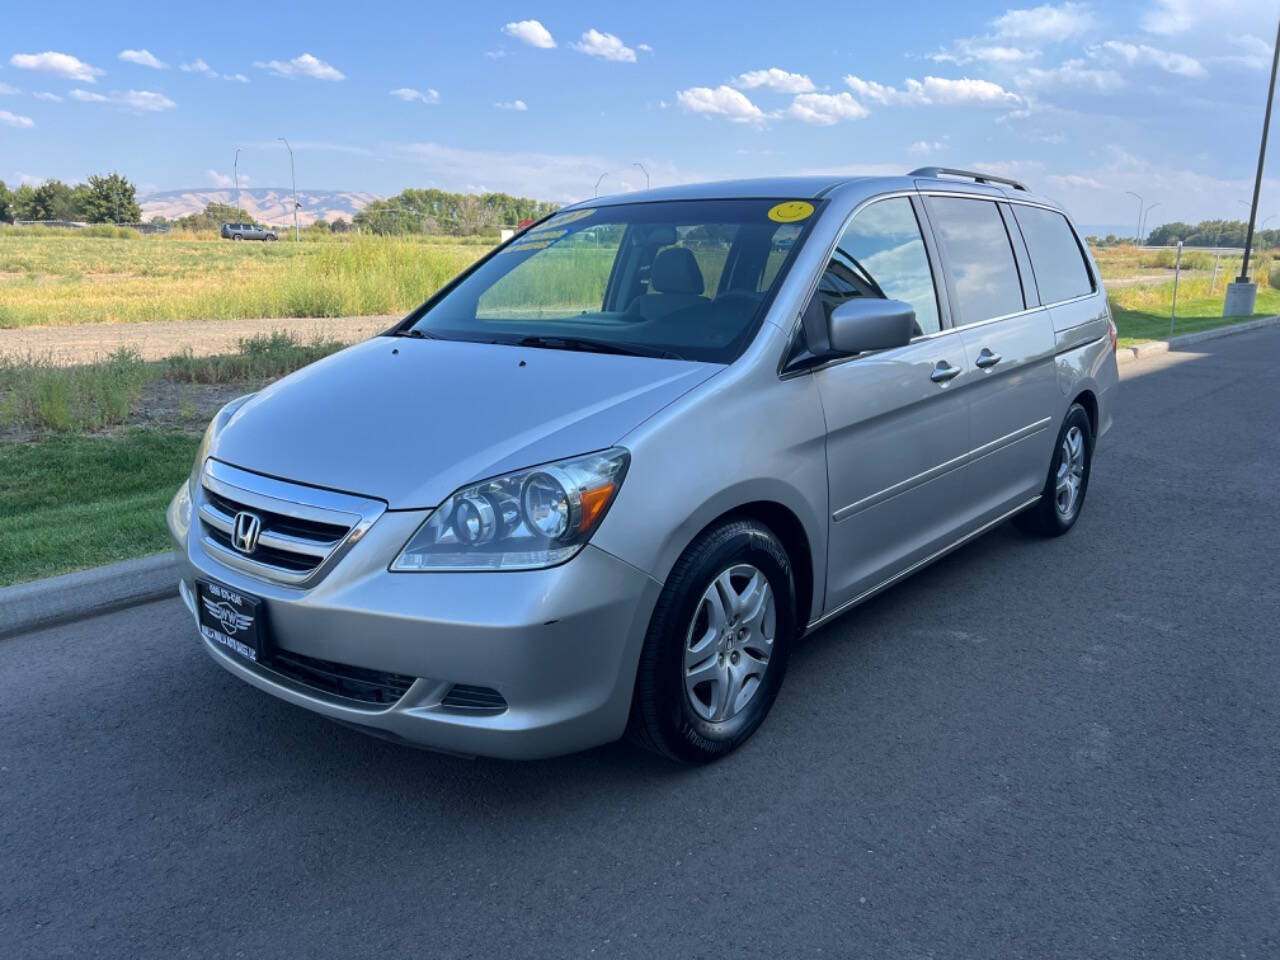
<box><xmin>0</xmin><ymin>314</ymin><xmax>400</xmax><ymax>364</ymax></box>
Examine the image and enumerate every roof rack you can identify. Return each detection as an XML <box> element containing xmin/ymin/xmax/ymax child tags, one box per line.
<box><xmin>908</xmin><ymin>166</ymin><xmax>1029</xmax><ymax>192</ymax></box>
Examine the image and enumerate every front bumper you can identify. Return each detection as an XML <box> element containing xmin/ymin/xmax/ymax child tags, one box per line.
<box><xmin>167</xmin><ymin>484</ymin><xmax>661</xmax><ymax>759</ymax></box>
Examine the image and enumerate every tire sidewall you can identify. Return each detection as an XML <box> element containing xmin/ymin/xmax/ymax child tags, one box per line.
<box><xmin>1049</xmin><ymin>405</ymin><xmax>1094</xmax><ymax>532</ymax></box>
<box><xmin>647</xmin><ymin>522</ymin><xmax>795</xmax><ymax>761</ymax></box>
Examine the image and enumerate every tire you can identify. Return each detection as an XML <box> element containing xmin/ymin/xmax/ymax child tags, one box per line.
<box><xmin>265</xmin><ymin>235</ymin><xmax>277</xmax><ymax>242</ymax></box>
<box><xmin>232</xmin><ymin>234</ymin><xmax>243</xmax><ymax>241</ymax></box>
<box><xmin>628</xmin><ymin>518</ymin><xmax>796</xmax><ymax>763</ymax></box>
<box><xmin>1014</xmin><ymin>403</ymin><xmax>1094</xmax><ymax>538</ymax></box>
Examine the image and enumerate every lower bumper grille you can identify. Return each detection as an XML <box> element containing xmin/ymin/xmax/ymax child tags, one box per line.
<box><xmin>265</xmin><ymin>649</ymin><xmax>416</xmax><ymax>706</ymax></box>
<box><xmin>441</xmin><ymin>684</ymin><xmax>508</xmax><ymax>714</ymax></box>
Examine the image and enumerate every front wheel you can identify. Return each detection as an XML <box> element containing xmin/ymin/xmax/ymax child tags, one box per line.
<box><xmin>1014</xmin><ymin>403</ymin><xmax>1094</xmax><ymax>537</ymax></box>
<box><xmin>628</xmin><ymin>518</ymin><xmax>796</xmax><ymax>763</ymax></box>
<box><xmin>265</xmin><ymin>235</ymin><xmax>277</xmax><ymax>242</ymax></box>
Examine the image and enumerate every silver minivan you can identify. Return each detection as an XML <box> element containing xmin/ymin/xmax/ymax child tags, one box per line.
<box><xmin>168</xmin><ymin>168</ymin><xmax>1118</xmax><ymax>762</ymax></box>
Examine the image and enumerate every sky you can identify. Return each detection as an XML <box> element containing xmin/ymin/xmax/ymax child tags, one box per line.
<box><xmin>0</xmin><ymin>0</ymin><xmax>1276</xmax><ymax>231</ymax></box>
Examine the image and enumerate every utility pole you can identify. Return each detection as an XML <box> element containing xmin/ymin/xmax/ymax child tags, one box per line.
<box><xmin>278</xmin><ymin>137</ymin><xmax>299</xmax><ymax>241</ymax></box>
<box><xmin>233</xmin><ymin>148</ymin><xmax>241</xmax><ymax>221</ymax></box>
<box><xmin>593</xmin><ymin>172</ymin><xmax>608</xmax><ymax>198</ymax></box>
<box><xmin>1226</xmin><ymin>11</ymin><xmax>1280</xmax><ymax>316</ymax></box>
<box><xmin>1124</xmin><ymin>191</ymin><xmax>1143</xmax><ymax>244</ymax></box>
<box><xmin>632</xmin><ymin>162</ymin><xmax>650</xmax><ymax>190</ymax></box>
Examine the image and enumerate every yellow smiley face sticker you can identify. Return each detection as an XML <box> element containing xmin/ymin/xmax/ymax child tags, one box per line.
<box><xmin>767</xmin><ymin>200</ymin><xmax>815</xmax><ymax>223</ymax></box>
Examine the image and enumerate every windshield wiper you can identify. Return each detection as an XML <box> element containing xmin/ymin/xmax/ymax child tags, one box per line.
<box><xmin>392</xmin><ymin>327</ymin><xmax>443</xmax><ymax>340</ymax></box>
<box><xmin>514</xmin><ymin>335</ymin><xmax>684</xmax><ymax>361</ymax></box>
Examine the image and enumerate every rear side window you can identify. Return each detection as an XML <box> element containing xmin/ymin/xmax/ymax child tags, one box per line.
<box><xmin>1011</xmin><ymin>205</ymin><xmax>1094</xmax><ymax>303</ymax></box>
<box><xmin>925</xmin><ymin>197</ymin><xmax>1025</xmax><ymax>324</ymax></box>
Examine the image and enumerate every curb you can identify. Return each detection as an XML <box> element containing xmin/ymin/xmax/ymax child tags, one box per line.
<box><xmin>1115</xmin><ymin>314</ymin><xmax>1280</xmax><ymax>366</ymax></box>
<box><xmin>0</xmin><ymin>552</ymin><xmax>177</xmax><ymax>640</ymax></box>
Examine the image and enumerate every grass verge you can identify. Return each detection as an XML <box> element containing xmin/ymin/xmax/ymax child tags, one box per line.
<box><xmin>0</xmin><ymin>429</ymin><xmax>197</xmax><ymax>586</ymax></box>
<box><xmin>1108</xmin><ymin>277</ymin><xmax>1280</xmax><ymax>347</ymax></box>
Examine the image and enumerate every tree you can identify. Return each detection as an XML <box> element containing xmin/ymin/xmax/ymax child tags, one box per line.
<box><xmin>16</xmin><ymin>179</ymin><xmax>79</xmax><ymax>221</ymax></box>
<box><xmin>0</xmin><ymin>180</ymin><xmax>13</xmax><ymax>223</ymax></box>
<box><xmin>82</xmin><ymin>172</ymin><xmax>142</xmax><ymax>224</ymax></box>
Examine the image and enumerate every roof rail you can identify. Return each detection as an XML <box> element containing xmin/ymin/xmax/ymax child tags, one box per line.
<box><xmin>909</xmin><ymin>166</ymin><xmax>1029</xmax><ymax>192</ymax></box>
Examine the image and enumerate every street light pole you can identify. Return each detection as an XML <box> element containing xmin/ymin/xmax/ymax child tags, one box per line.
<box><xmin>593</xmin><ymin>172</ymin><xmax>608</xmax><ymax>198</ymax></box>
<box><xmin>233</xmin><ymin>148</ymin><xmax>241</xmax><ymax>222</ymax></box>
<box><xmin>1237</xmin><ymin>13</ymin><xmax>1280</xmax><ymax>285</ymax></box>
<box><xmin>1125</xmin><ymin>190</ymin><xmax>1143</xmax><ymax>244</ymax></box>
<box><xmin>1140</xmin><ymin>202</ymin><xmax>1160</xmax><ymax>244</ymax></box>
<box><xmin>632</xmin><ymin>162</ymin><xmax>650</xmax><ymax>190</ymax></box>
<box><xmin>278</xmin><ymin>137</ymin><xmax>299</xmax><ymax>241</ymax></box>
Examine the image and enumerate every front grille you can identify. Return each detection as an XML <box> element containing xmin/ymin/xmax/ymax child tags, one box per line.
<box><xmin>196</xmin><ymin>459</ymin><xmax>384</xmax><ymax>586</ymax></box>
<box><xmin>441</xmin><ymin>684</ymin><xmax>508</xmax><ymax>714</ymax></box>
<box><xmin>265</xmin><ymin>649</ymin><xmax>416</xmax><ymax>706</ymax></box>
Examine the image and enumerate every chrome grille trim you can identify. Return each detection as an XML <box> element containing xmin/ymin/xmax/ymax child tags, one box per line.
<box><xmin>197</xmin><ymin>459</ymin><xmax>386</xmax><ymax>586</ymax></box>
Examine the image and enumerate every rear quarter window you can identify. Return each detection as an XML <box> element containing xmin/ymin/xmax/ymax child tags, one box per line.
<box><xmin>1011</xmin><ymin>205</ymin><xmax>1095</xmax><ymax>304</ymax></box>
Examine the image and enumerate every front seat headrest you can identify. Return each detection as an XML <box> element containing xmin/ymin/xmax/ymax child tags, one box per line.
<box><xmin>650</xmin><ymin>247</ymin><xmax>704</xmax><ymax>295</ymax></box>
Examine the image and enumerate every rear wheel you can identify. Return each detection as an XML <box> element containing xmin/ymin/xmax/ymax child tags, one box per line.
<box><xmin>232</xmin><ymin>234</ymin><xmax>243</xmax><ymax>241</ymax></box>
<box><xmin>1014</xmin><ymin>403</ymin><xmax>1093</xmax><ymax>537</ymax></box>
<box><xmin>628</xmin><ymin>518</ymin><xmax>796</xmax><ymax>763</ymax></box>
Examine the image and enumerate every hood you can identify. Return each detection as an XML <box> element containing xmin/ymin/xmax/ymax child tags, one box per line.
<box><xmin>209</xmin><ymin>337</ymin><xmax>719</xmax><ymax>508</ymax></box>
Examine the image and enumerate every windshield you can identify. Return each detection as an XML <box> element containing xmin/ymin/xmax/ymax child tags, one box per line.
<box><xmin>402</xmin><ymin>198</ymin><xmax>819</xmax><ymax>363</ymax></box>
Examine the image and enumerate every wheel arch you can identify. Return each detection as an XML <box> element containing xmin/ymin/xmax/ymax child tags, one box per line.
<box><xmin>1071</xmin><ymin>388</ymin><xmax>1098</xmax><ymax>436</ymax></box>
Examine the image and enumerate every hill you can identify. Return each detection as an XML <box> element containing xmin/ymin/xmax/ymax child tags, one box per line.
<box><xmin>139</xmin><ymin>188</ymin><xmax>379</xmax><ymax>227</ymax></box>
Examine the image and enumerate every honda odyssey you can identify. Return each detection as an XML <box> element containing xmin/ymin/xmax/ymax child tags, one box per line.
<box><xmin>168</xmin><ymin>167</ymin><xmax>1119</xmax><ymax>762</ymax></box>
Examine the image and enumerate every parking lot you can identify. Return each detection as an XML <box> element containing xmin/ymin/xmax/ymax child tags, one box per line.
<box><xmin>2</xmin><ymin>328</ymin><xmax>1277</xmax><ymax>958</ymax></box>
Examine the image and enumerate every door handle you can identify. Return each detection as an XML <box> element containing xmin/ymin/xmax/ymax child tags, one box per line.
<box><xmin>975</xmin><ymin>348</ymin><xmax>1003</xmax><ymax>369</ymax></box>
<box><xmin>930</xmin><ymin>360</ymin><xmax>961</xmax><ymax>383</ymax></box>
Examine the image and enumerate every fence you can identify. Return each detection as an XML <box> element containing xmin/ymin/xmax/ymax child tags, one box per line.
<box><xmin>11</xmin><ymin>220</ymin><xmax>171</xmax><ymax>235</ymax></box>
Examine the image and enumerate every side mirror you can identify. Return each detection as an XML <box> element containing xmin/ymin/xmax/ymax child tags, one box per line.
<box><xmin>828</xmin><ymin>298</ymin><xmax>916</xmax><ymax>355</ymax></box>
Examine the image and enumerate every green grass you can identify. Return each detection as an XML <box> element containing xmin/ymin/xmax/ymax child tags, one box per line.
<box><xmin>1</xmin><ymin>332</ymin><xmax>345</xmax><ymax>431</ymax></box>
<box><xmin>1107</xmin><ymin>275</ymin><xmax>1280</xmax><ymax>347</ymax></box>
<box><xmin>0</xmin><ymin>230</ymin><xmax>484</xmax><ymax>327</ymax></box>
<box><xmin>0</xmin><ymin>429</ymin><xmax>197</xmax><ymax>585</ymax></box>
<box><xmin>166</xmin><ymin>331</ymin><xmax>344</xmax><ymax>384</ymax></box>
<box><xmin>0</xmin><ymin>347</ymin><xmax>152</xmax><ymax>431</ymax></box>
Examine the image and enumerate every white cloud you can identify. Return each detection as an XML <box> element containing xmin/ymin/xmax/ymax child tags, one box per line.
<box><xmin>0</xmin><ymin>83</ymin><xmax>19</xmax><ymax>95</ymax></box>
<box><xmin>118</xmin><ymin>49</ymin><xmax>168</xmax><ymax>69</ymax></box>
<box><xmin>1016</xmin><ymin>59</ymin><xmax>1124</xmax><ymax>91</ymax></box>
<box><xmin>1140</xmin><ymin>0</ymin><xmax>1274</xmax><ymax>36</ymax></box>
<box><xmin>227</xmin><ymin>73</ymin><xmax>249</xmax><ymax>83</ymax></box>
<box><xmin>992</xmin><ymin>3</ymin><xmax>1097</xmax><ymax>41</ymax></box>
<box><xmin>70</xmin><ymin>88</ymin><xmax>176</xmax><ymax>112</ymax></box>
<box><xmin>33</xmin><ymin>91</ymin><xmax>62</xmax><ymax>102</ymax></box>
<box><xmin>254</xmin><ymin>53</ymin><xmax>344</xmax><ymax>81</ymax></box>
<box><xmin>908</xmin><ymin>139</ymin><xmax>946</xmax><ymax>155</ymax></box>
<box><xmin>637</xmin><ymin>43</ymin><xmax>653</xmax><ymax>53</ymax></box>
<box><xmin>495</xmin><ymin>99</ymin><xmax>528</xmax><ymax>111</ymax></box>
<box><xmin>676</xmin><ymin>85</ymin><xmax>765</xmax><ymax>122</ymax></box>
<box><xmin>16</xmin><ymin>172</ymin><xmax>44</xmax><ymax>186</ymax></box>
<box><xmin>733</xmin><ymin>68</ymin><xmax>815</xmax><ymax>93</ymax></box>
<box><xmin>503</xmin><ymin>20</ymin><xmax>556</xmax><ymax>49</ymax></box>
<box><xmin>9</xmin><ymin>51</ymin><xmax>105</xmax><ymax>83</ymax></box>
<box><xmin>390</xmin><ymin>87</ymin><xmax>440</xmax><ymax>104</ymax></box>
<box><xmin>180</xmin><ymin>58</ymin><xmax>214</xmax><ymax>75</ymax></box>
<box><xmin>930</xmin><ymin>41</ymin><xmax>1041</xmax><ymax>65</ymax></box>
<box><xmin>205</xmin><ymin>169</ymin><xmax>245</xmax><ymax>188</ymax></box>
<box><xmin>1213</xmin><ymin>33</ymin><xmax>1274</xmax><ymax>70</ymax></box>
<box><xmin>573</xmin><ymin>29</ymin><xmax>637</xmax><ymax>62</ymax></box>
<box><xmin>788</xmin><ymin>92</ymin><xmax>868</xmax><ymax>125</ymax></box>
<box><xmin>0</xmin><ymin>110</ymin><xmax>35</xmax><ymax>128</ymax></box>
<box><xmin>1098</xmin><ymin>40</ymin><xmax>1206</xmax><ymax>77</ymax></box>
<box><xmin>845</xmin><ymin>74</ymin><xmax>1022</xmax><ymax>107</ymax></box>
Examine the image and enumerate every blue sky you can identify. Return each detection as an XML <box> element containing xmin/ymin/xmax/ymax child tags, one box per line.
<box><xmin>0</xmin><ymin>0</ymin><xmax>1275</xmax><ymax>228</ymax></box>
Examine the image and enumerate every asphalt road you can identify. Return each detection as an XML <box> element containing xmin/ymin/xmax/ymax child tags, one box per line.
<box><xmin>3</xmin><ymin>329</ymin><xmax>1278</xmax><ymax>959</ymax></box>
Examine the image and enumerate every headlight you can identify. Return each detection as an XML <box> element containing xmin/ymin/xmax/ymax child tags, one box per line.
<box><xmin>391</xmin><ymin>448</ymin><xmax>630</xmax><ymax>572</ymax></box>
<box><xmin>190</xmin><ymin>393</ymin><xmax>255</xmax><ymax>494</ymax></box>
